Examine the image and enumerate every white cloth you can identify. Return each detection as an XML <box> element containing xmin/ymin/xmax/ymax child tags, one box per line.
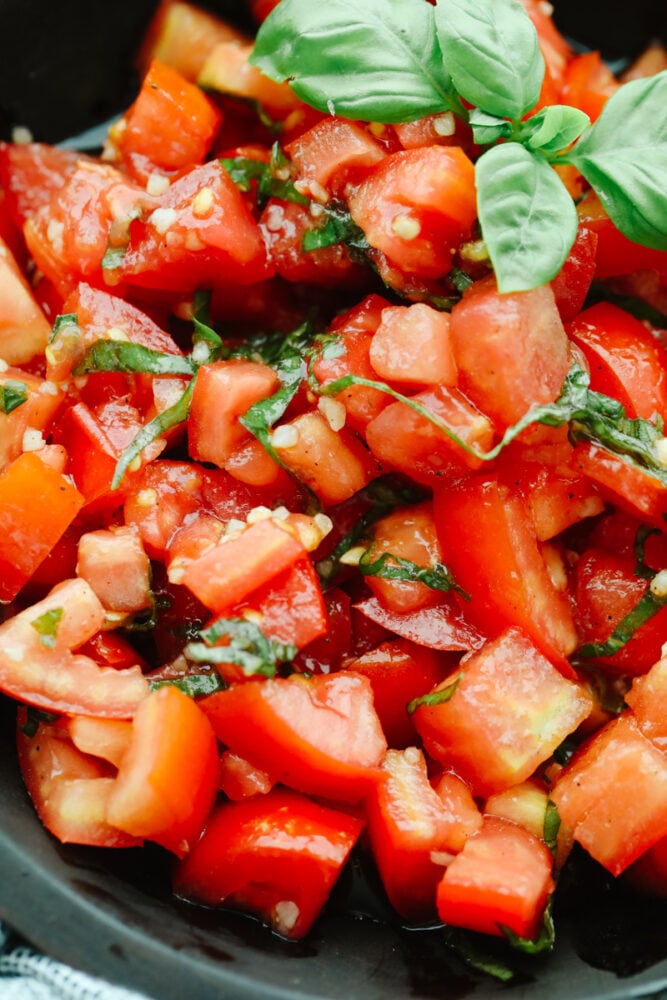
<box><xmin>0</xmin><ymin>925</ymin><xmax>153</xmax><ymax>1000</ymax></box>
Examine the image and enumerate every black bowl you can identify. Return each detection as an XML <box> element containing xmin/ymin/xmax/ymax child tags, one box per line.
<box><xmin>1</xmin><ymin>2</ymin><xmax>667</xmax><ymax>998</ymax></box>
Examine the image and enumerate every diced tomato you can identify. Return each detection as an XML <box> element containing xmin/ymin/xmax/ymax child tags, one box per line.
<box><xmin>369</xmin><ymin>303</ymin><xmax>457</xmax><ymax>389</ymax></box>
<box><xmin>625</xmin><ymin>657</ymin><xmax>667</xmax><ymax>749</ymax></box>
<box><xmin>0</xmin><ymin>235</ymin><xmax>52</xmax><ymax>364</ymax></box>
<box><xmin>434</xmin><ymin>475</ymin><xmax>578</xmax><ymax>666</ymax></box>
<box><xmin>0</xmin><ymin>579</ymin><xmax>148</xmax><ymax>716</ymax></box>
<box><xmin>76</xmin><ymin>525</ymin><xmax>152</xmax><ymax>614</ymax></box>
<box><xmin>353</xmin><ymin>594</ymin><xmax>485</xmax><ymax>652</ymax></box>
<box><xmin>121</xmin><ymin>160</ymin><xmax>274</xmax><ymax>292</ymax></box>
<box><xmin>499</xmin><ymin>449</ymin><xmax>604</xmax><ymax>540</ymax></box>
<box><xmin>233</xmin><ymin>556</ymin><xmax>327</xmax><ymax>650</ymax></box>
<box><xmin>77</xmin><ymin>631</ymin><xmax>149</xmax><ymax>674</ymax></box>
<box><xmin>550</xmin><ymin>226</ymin><xmax>598</xmax><ymax>322</ymax></box>
<box><xmin>218</xmin><ymin>750</ymin><xmax>276</xmax><ymax>800</ymax></box>
<box><xmin>560</xmin><ymin>51</ymin><xmax>620</xmax><ymax>122</ymax></box>
<box><xmin>198</xmin><ymin>40</ymin><xmax>304</xmax><ymax>119</ymax></box>
<box><xmin>17</xmin><ymin>711</ymin><xmax>141</xmax><ymax>849</ymax></box>
<box><xmin>181</xmin><ymin>517</ymin><xmax>306</xmax><ymax>614</ymax></box>
<box><xmin>188</xmin><ymin>360</ymin><xmax>279</xmax><ymax>467</ymax></box>
<box><xmin>201</xmin><ymin>672</ymin><xmax>387</xmax><ymax>802</ymax></box>
<box><xmin>436</xmin><ymin>816</ymin><xmax>555</xmax><ymax>939</ymax></box>
<box><xmin>295</xmin><ymin>587</ymin><xmax>352</xmax><ymax>674</ymax></box>
<box><xmin>0</xmin><ymin>367</ymin><xmax>63</xmax><ymax>470</ymax></box>
<box><xmin>449</xmin><ymin>275</ymin><xmax>570</xmax><ymax>430</ymax></box>
<box><xmin>366</xmin><ymin>747</ymin><xmax>456</xmax><ymax>922</ymax></box>
<box><xmin>138</xmin><ymin>0</ymin><xmax>250</xmax><ymax>81</ymax></box>
<box><xmin>569</xmin><ymin>302</ymin><xmax>667</xmax><ymax>420</ymax></box>
<box><xmin>106</xmin><ymin>685</ymin><xmax>219</xmax><ymax>856</ymax></box>
<box><xmin>552</xmin><ymin>713</ymin><xmax>667</xmax><ymax>875</ymax></box>
<box><xmin>123</xmin><ymin>460</ymin><xmax>205</xmax><ymax>558</ymax></box>
<box><xmin>260</xmin><ymin>199</ymin><xmax>364</xmax><ymax>286</ymax></box>
<box><xmin>0</xmin><ymin>142</ymin><xmax>84</xmax><ymax>229</ymax></box>
<box><xmin>432</xmin><ymin>772</ymin><xmax>483</xmax><ymax>852</ymax></box>
<box><xmin>413</xmin><ymin>628</ymin><xmax>591</xmax><ymax>796</ymax></box>
<box><xmin>286</xmin><ymin>118</ymin><xmax>386</xmax><ymax>198</ymax></box>
<box><xmin>173</xmin><ymin>787</ymin><xmax>362</xmax><ymax>938</ymax></box>
<box><xmin>573</xmin><ymin>441</ymin><xmax>667</xmax><ymax>526</ymax></box>
<box><xmin>573</xmin><ymin>548</ymin><xmax>667</xmax><ymax>675</ymax></box>
<box><xmin>578</xmin><ymin>191</ymin><xmax>667</xmax><ymax>279</ymax></box>
<box><xmin>344</xmin><ymin>639</ymin><xmax>448</xmax><ymax>748</ymax></box>
<box><xmin>66</xmin><ymin>715</ymin><xmax>134</xmax><ymax>769</ymax></box>
<box><xmin>347</xmin><ymin>146</ymin><xmax>477</xmax><ymax>279</ymax></box>
<box><xmin>116</xmin><ymin>59</ymin><xmax>221</xmax><ymax>174</ymax></box>
<box><xmin>271</xmin><ymin>410</ymin><xmax>381</xmax><ymax>505</ymax></box>
<box><xmin>364</xmin><ymin>384</ymin><xmax>494</xmax><ymax>487</ymax></box>
<box><xmin>362</xmin><ymin>502</ymin><xmax>446</xmax><ymax>614</ymax></box>
<box><xmin>0</xmin><ymin>451</ymin><xmax>84</xmax><ymax>602</ymax></box>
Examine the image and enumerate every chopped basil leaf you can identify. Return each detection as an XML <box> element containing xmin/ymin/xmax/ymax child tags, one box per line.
<box><xmin>501</xmin><ymin>901</ymin><xmax>555</xmax><ymax>956</ymax></box>
<box><xmin>448</xmin><ymin>267</ymin><xmax>474</xmax><ymax>294</ymax></box>
<box><xmin>552</xmin><ymin>736</ymin><xmax>578</xmax><ymax>766</ymax></box>
<box><xmin>101</xmin><ymin>245</ymin><xmax>127</xmax><ymax>270</ymax></box>
<box><xmin>359</xmin><ymin>550</ymin><xmax>469</xmax><ymax>599</ymax></box>
<box><xmin>20</xmin><ymin>706</ymin><xmax>59</xmax><ymax>738</ymax></box>
<box><xmin>543</xmin><ymin>800</ymin><xmax>561</xmax><ymax>857</ymax></box>
<box><xmin>0</xmin><ymin>379</ymin><xmax>28</xmax><ymax>415</ymax></box>
<box><xmin>73</xmin><ymin>340</ymin><xmax>194</xmax><ymax>377</ymax></box>
<box><xmin>302</xmin><ymin>205</ymin><xmax>370</xmax><ymax>255</ymax></box>
<box><xmin>31</xmin><ymin>607</ymin><xmax>64</xmax><ymax>649</ymax></box>
<box><xmin>407</xmin><ymin>673</ymin><xmax>463</xmax><ymax>715</ymax></box>
<box><xmin>149</xmin><ymin>673</ymin><xmax>226</xmax><ymax>698</ymax></box>
<box><xmin>441</xmin><ymin>927</ymin><xmax>515</xmax><ymax>982</ymax></box>
<box><xmin>49</xmin><ymin>312</ymin><xmax>78</xmax><ymax>344</ymax></box>
<box><xmin>112</xmin><ymin>377</ymin><xmax>196</xmax><ymax>490</ymax></box>
<box><xmin>577</xmin><ymin>589</ymin><xmax>667</xmax><ymax>659</ymax></box>
<box><xmin>192</xmin><ymin>289</ymin><xmax>225</xmax><ymax>354</ymax></box>
<box><xmin>221</xmin><ymin>143</ymin><xmax>309</xmax><ymax>209</ymax></box>
<box><xmin>239</xmin><ymin>353</ymin><xmax>306</xmax><ymax>465</ymax></box>
<box><xmin>186</xmin><ymin>617</ymin><xmax>297</xmax><ymax>678</ymax></box>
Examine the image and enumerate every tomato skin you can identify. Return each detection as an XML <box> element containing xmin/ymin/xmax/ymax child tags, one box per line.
<box><xmin>201</xmin><ymin>672</ymin><xmax>387</xmax><ymax>803</ymax></box>
<box><xmin>17</xmin><ymin>712</ymin><xmax>141</xmax><ymax>849</ymax></box>
<box><xmin>412</xmin><ymin>627</ymin><xmax>592</xmax><ymax>797</ymax></box>
<box><xmin>449</xmin><ymin>275</ymin><xmax>570</xmax><ymax>430</ymax></box>
<box><xmin>0</xmin><ymin>234</ymin><xmax>52</xmax><ymax>365</ymax></box>
<box><xmin>436</xmin><ymin>816</ymin><xmax>555</xmax><ymax>939</ymax></box>
<box><xmin>550</xmin><ymin>226</ymin><xmax>598</xmax><ymax>322</ymax></box>
<box><xmin>569</xmin><ymin>302</ymin><xmax>667</xmax><ymax>421</ymax></box>
<box><xmin>578</xmin><ymin>191</ymin><xmax>667</xmax><ymax>279</ymax></box>
<box><xmin>573</xmin><ymin>441</ymin><xmax>667</xmax><ymax>526</ymax></box>
<box><xmin>107</xmin><ymin>686</ymin><xmax>219</xmax><ymax>856</ymax></box>
<box><xmin>233</xmin><ymin>556</ymin><xmax>328</xmax><ymax>651</ymax></box>
<box><xmin>353</xmin><ymin>594</ymin><xmax>485</xmax><ymax>653</ymax></box>
<box><xmin>552</xmin><ymin>713</ymin><xmax>667</xmax><ymax>875</ymax></box>
<box><xmin>434</xmin><ymin>475</ymin><xmax>578</xmax><ymax>667</ymax></box>
<box><xmin>625</xmin><ymin>658</ymin><xmax>667</xmax><ymax>750</ymax></box>
<box><xmin>348</xmin><ymin>146</ymin><xmax>477</xmax><ymax>278</ymax></box>
<box><xmin>173</xmin><ymin>787</ymin><xmax>363</xmax><ymax>939</ymax></box>
<box><xmin>0</xmin><ymin>578</ymin><xmax>148</xmax><ymax>717</ymax></box>
<box><xmin>560</xmin><ymin>51</ymin><xmax>619</xmax><ymax>122</ymax></box>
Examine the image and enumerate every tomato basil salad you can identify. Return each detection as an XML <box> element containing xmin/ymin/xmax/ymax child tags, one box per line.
<box><xmin>0</xmin><ymin>0</ymin><xmax>666</xmax><ymax>967</ymax></box>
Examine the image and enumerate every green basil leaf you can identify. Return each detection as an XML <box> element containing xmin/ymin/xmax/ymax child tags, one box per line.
<box><xmin>519</xmin><ymin>105</ymin><xmax>590</xmax><ymax>154</ymax></box>
<box><xmin>251</xmin><ymin>0</ymin><xmax>461</xmax><ymax>123</ymax></box>
<box><xmin>468</xmin><ymin>109</ymin><xmax>513</xmax><ymax>146</ymax></box>
<box><xmin>186</xmin><ymin>617</ymin><xmax>297</xmax><ymax>678</ymax></box>
<box><xmin>434</xmin><ymin>0</ymin><xmax>544</xmax><ymax>120</ymax></box>
<box><xmin>577</xmin><ymin>587</ymin><xmax>667</xmax><ymax>659</ymax></box>
<box><xmin>502</xmin><ymin>901</ymin><xmax>555</xmax><ymax>955</ymax></box>
<box><xmin>112</xmin><ymin>378</ymin><xmax>195</xmax><ymax>490</ymax></box>
<box><xmin>476</xmin><ymin>143</ymin><xmax>578</xmax><ymax>292</ymax></box>
<box><xmin>543</xmin><ymin>800</ymin><xmax>561</xmax><ymax>857</ymax></box>
<box><xmin>359</xmin><ymin>550</ymin><xmax>469</xmax><ymax>599</ymax></box>
<box><xmin>407</xmin><ymin>673</ymin><xmax>463</xmax><ymax>715</ymax></box>
<box><xmin>149</xmin><ymin>673</ymin><xmax>226</xmax><ymax>697</ymax></box>
<box><xmin>73</xmin><ymin>340</ymin><xmax>194</xmax><ymax>377</ymax></box>
<box><xmin>564</xmin><ymin>71</ymin><xmax>667</xmax><ymax>250</ymax></box>
<box><xmin>0</xmin><ymin>379</ymin><xmax>28</xmax><ymax>415</ymax></box>
<box><xmin>20</xmin><ymin>707</ymin><xmax>59</xmax><ymax>738</ymax></box>
<box><xmin>240</xmin><ymin>354</ymin><xmax>306</xmax><ymax>465</ymax></box>
<box><xmin>49</xmin><ymin>313</ymin><xmax>78</xmax><ymax>344</ymax></box>
<box><xmin>101</xmin><ymin>245</ymin><xmax>126</xmax><ymax>271</ymax></box>
<box><xmin>31</xmin><ymin>607</ymin><xmax>64</xmax><ymax>649</ymax></box>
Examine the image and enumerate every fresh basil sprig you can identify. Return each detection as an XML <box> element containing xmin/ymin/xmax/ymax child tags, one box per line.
<box><xmin>252</xmin><ymin>0</ymin><xmax>667</xmax><ymax>292</ymax></box>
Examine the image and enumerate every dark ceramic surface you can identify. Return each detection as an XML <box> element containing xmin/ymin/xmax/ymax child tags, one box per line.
<box><xmin>1</xmin><ymin>1</ymin><xmax>667</xmax><ymax>997</ymax></box>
